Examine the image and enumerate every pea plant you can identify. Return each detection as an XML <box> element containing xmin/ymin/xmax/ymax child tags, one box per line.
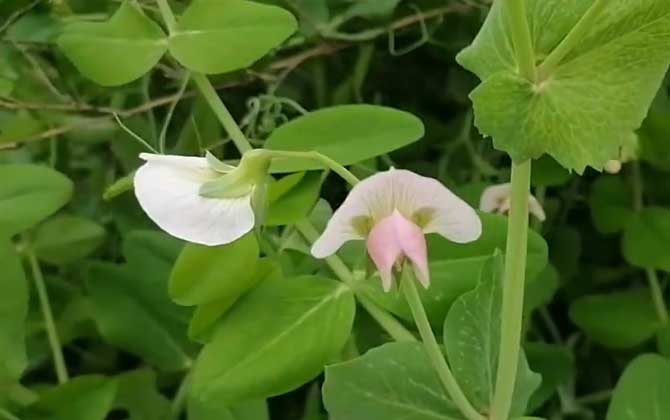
<box><xmin>1</xmin><ymin>0</ymin><xmax>669</xmax><ymax>419</ymax></box>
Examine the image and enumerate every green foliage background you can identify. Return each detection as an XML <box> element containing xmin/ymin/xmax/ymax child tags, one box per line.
<box><xmin>1</xmin><ymin>0</ymin><xmax>670</xmax><ymax>419</ymax></box>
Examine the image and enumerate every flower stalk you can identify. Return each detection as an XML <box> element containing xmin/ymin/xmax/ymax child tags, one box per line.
<box><xmin>402</xmin><ymin>268</ymin><xmax>484</xmax><ymax>420</ymax></box>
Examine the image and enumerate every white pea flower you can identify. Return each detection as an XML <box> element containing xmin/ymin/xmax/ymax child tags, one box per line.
<box><xmin>134</xmin><ymin>151</ymin><xmax>269</xmax><ymax>246</ymax></box>
<box><xmin>479</xmin><ymin>183</ymin><xmax>546</xmax><ymax>221</ymax></box>
<box><xmin>311</xmin><ymin>169</ymin><xmax>482</xmax><ymax>292</ymax></box>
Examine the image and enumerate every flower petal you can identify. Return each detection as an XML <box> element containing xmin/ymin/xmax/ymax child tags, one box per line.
<box><xmin>528</xmin><ymin>195</ymin><xmax>547</xmax><ymax>222</ymax></box>
<box><xmin>134</xmin><ymin>155</ymin><xmax>254</xmax><ymax>246</ymax></box>
<box><xmin>366</xmin><ymin>214</ymin><xmax>403</xmax><ymax>292</ymax></box>
<box><xmin>312</xmin><ymin>169</ymin><xmax>481</xmax><ymax>256</ymax></box>
<box><xmin>480</xmin><ymin>183</ymin><xmax>546</xmax><ymax>221</ymax></box>
<box><xmin>366</xmin><ymin>211</ymin><xmax>429</xmax><ymax>292</ymax></box>
<box><xmin>479</xmin><ymin>183</ymin><xmax>511</xmax><ymax>213</ymax></box>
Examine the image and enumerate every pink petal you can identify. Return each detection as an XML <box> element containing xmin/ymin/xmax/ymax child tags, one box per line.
<box><xmin>366</xmin><ymin>210</ymin><xmax>430</xmax><ymax>292</ymax></box>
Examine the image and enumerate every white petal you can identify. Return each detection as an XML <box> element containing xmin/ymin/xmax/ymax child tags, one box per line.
<box><xmin>311</xmin><ymin>169</ymin><xmax>481</xmax><ymax>257</ymax></box>
<box><xmin>134</xmin><ymin>155</ymin><xmax>254</xmax><ymax>246</ymax></box>
<box><xmin>528</xmin><ymin>195</ymin><xmax>547</xmax><ymax>222</ymax></box>
<box><xmin>480</xmin><ymin>183</ymin><xmax>511</xmax><ymax>213</ymax></box>
<box><xmin>480</xmin><ymin>183</ymin><xmax>547</xmax><ymax>221</ymax></box>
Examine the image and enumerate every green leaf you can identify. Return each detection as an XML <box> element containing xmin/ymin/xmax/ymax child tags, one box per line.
<box><xmin>569</xmin><ymin>289</ymin><xmax>662</xmax><ymax>349</ymax></box>
<box><xmin>606</xmin><ymin>354</ymin><xmax>670</xmax><ymax>420</ymax></box>
<box><xmin>323</xmin><ymin>342</ymin><xmax>462</xmax><ymax>420</ymax></box>
<box><xmin>188</xmin><ymin>258</ymin><xmax>281</xmax><ymax>343</ymax></box>
<box><xmin>33</xmin><ymin>215</ymin><xmax>105</xmax><ymax>265</ymax></box>
<box><xmin>428</xmin><ymin>213</ymin><xmax>548</xmax><ymax>282</ymax></box>
<box><xmin>0</xmin><ymin>238</ymin><xmax>28</xmax><ymax>382</ymax></box>
<box><xmin>622</xmin><ymin>207</ymin><xmax>670</xmax><ymax>270</ymax></box>
<box><xmin>458</xmin><ymin>0</ymin><xmax>670</xmax><ymax>172</ymax></box>
<box><xmin>58</xmin><ymin>1</ymin><xmax>167</xmax><ymax>86</ymax></box>
<box><xmin>0</xmin><ymin>164</ymin><xmax>73</xmax><ymax>235</ymax></box>
<box><xmin>0</xmin><ymin>110</ymin><xmax>42</xmax><ymax>145</ymax></box>
<box><xmin>526</xmin><ymin>342</ymin><xmax>574</xmax><ymax>412</ymax></box>
<box><xmin>266</xmin><ymin>105</ymin><xmax>425</xmax><ymax>173</ymax></box>
<box><xmin>169</xmin><ymin>0</ymin><xmax>297</xmax><ymax>74</ymax></box>
<box><xmin>444</xmin><ymin>252</ymin><xmax>541</xmax><ymax>417</ymax></box>
<box><xmin>589</xmin><ymin>176</ymin><xmax>634</xmax><ymax>235</ymax></box>
<box><xmin>87</xmin><ymin>263</ymin><xmax>192</xmax><ymax>371</ymax></box>
<box><xmin>113</xmin><ymin>370</ymin><xmax>171</xmax><ymax>420</ymax></box>
<box><xmin>189</xmin><ymin>398</ymin><xmax>269</xmax><ymax>420</ymax></box>
<box><xmin>266</xmin><ymin>172</ymin><xmax>323</xmax><ymax>226</ymax></box>
<box><xmin>639</xmin><ymin>80</ymin><xmax>670</xmax><ymax>171</ymax></box>
<box><xmin>191</xmin><ymin>275</ymin><xmax>355</xmax><ymax>404</ymax></box>
<box><xmin>360</xmin><ymin>256</ymin><xmax>491</xmax><ymax>328</ymax></box>
<box><xmin>86</xmin><ymin>231</ymin><xmax>191</xmax><ymax>371</ymax></box>
<box><xmin>169</xmin><ymin>234</ymin><xmax>260</xmax><ymax>306</ymax></box>
<box><xmin>26</xmin><ymin>375</ymin><xmax>117</xmax><ymax>420</ymax></box>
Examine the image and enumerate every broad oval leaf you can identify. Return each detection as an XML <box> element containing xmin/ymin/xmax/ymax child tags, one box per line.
<box><xmin>569</xmin><ymin>289</ymin><xmax>662</xmax><ymax>349</ymax></box>
<box><xmin>323</xmin><ymin>342</ymin><xmax>462</xmax><ymax>420</ymax></box>
<box><xmin>189</xmin><ymin>398</ymin><xmax>269</xmax><ymax>420</ymax></box>
<box><xmin>266</xmin><ymin>105</ymin><xmax>425</xmax><ymax>173</ymax></box>
<box><xmin>191</xmin><ymin>275</ymin><xmax>355</xmax><ymax>404</ymax></box>
<box><xmin>33</xmin><ymin>215</ymin><xmax>105</xmax><ymax>265</ymax></box>
<box><xmin>606</xmin><ymin>354</ymin><xmax>670</xmax><ymax>420</ymax></box>
<box><xmin>427</xmin><ymin>213</ymin><xmax>548</xmax><ymax>282</ymax></box>
<box><xmin>169</xmin><ymin>233</ymin><xmax>260</xmax><ymax>306</ymax></box>
<box><xmin>458</xmin><ymin>0</ymin><xmax>670</xmax><ymax>172</ymax></box>
<box><xmin>87</xmin><ymin>263</ymin><xmax>192</xmax><ymax>371</ymax></box>
<box><xmin>169</xmin><ymin>0</ymin><xmax>297</xmax><ymax>74</ymax></box>
<box><xmin>0</xmin><ymin>164</ymin><xmax>73</xmax><ymax>235</ymax></box>
<box><xmin>266</xmin><ymin>172</ymin><xmax>323</xmax><ymax>226</ymax></box>
<box><xmin>622</xmin><ymin>207</ymin><xmax>670</xmax><ymax>270</ymax></box>
<box><xmin>58</xmin><ymin>2</ymin><xmax>167</xmax><ymax>86</ymax></box>
<box><xmin>26</xmin><ymin>375</ymin><xmax>118</xmax><ymax>420</ymax></box>
<box><xmin>0</xmin><ymin>237</ymin><xmax>28</xmax><ymax>382</ymax></box>
<box><xmin>444</xmin><ymin>253</ymin><xmax>541</xmax><ymax>416</ymax></box>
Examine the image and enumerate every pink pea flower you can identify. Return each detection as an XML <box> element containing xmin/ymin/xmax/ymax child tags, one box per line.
<box><xmin>311</xmin><ymin>170</ymin><xmax>482</xmax><ymax>292</ymax></box>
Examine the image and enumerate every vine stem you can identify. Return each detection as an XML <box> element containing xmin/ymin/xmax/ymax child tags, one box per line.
<box><xmin>27</xmin><ymin>248</ymin><xmax>69</xmax><ymax>384</ymax></box>
<box><xmin>491</xmin><ymin>159</ymin><xmax>532</xmax><ymax>420</ymax></box>
<box><xmin>266</xmin><ymin>150</ymin><xmax>361</xmax><ymax>187</ymax></box>
<box><xmin>170</xmin><ymin>371</ymin><xmax>191</xmax><ymax>420</ymax></box>
<box><xmin>537</xmin><ymin>0</ymin><xmax>608</xmax><ymax>77</ymax></box>
<box><xmin>152</xmin><ymin>0</ymin><xmax>416</xmax><ymax>346</ymax></box>
<box><xmin>506</xmin><ymin>0</ymin><xmax>535</xmax><ymax>81</ymax></box>
<box><xmin>402</xmin><ymin>269</ymin><xmax>484</xmax><ymax>420</ymax></box>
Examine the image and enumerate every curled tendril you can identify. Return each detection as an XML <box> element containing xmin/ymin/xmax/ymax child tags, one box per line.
<box><xmin>240</xmin><ymin>94</ymin><xmax>309</xmax><ymax>139</ymax></box>
<box><xmin>388</xmin><ymin>4</ymin><xmax>442</xmax><ymax>57</ymax></box>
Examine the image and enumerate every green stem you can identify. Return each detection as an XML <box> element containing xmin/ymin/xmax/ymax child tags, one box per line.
<box><xmin>170</xmin><ymin>372</ymin><xmax>191</xmax><ymax>420</ymax></box>
<box><xmin>505</xmin><ymin>0</ymin><xmax>536</xmax><ymax>81</ymax></box>
<box><xmin>295</xmin><ymin>220</ymin><xmax>416</xmax><ymax>342</ymax></box>
<box><xmin>155</xmin><ymin>0</ymin><xmax>177</xmax><ymax>31</ymax></box>
<box><xmin>491</xmin><ymin>159</ymin><xmax>532</xmax><ymax>420</ymax></box>
<box><xmin>192</xmin><ymin>73</ymin><xmax>252</xmax><ymax>154</ymax></box>
<box><xmin>268</xmin><ymin>150</ymin><xmax>361</xmax><ymax>187</ymax></box>
<box><xmin>647</xmin><ymin>269</ymin><xmax>669</xmax><ymax>325</ymax></box>
<box><xmin>631</xmin><ymin>162</ymin><xmax>669</xmax><ymax>326</ymax></box>
<box><xmin>402</xmin><ymin>270</ymin><xmax>484</xmax><ymax>420</ymax></box>
<box><xmin>0</xmin><ymin>409</ymin><xmax>20</xmax><ymax>420</ymax></box>
<box><xmin>27</xmin><ymin>248</ymin><xmax>69</xmax><ymax>384</ymax></box>
<box><xmin>159</xmin><ymin>72</ymin><xmax>191</xmax><ymax>154</ymax></box>
<box><xmin>538</xmin><ymin>0</ymin><xmax>607</xmax><ymax>77</ymax></box>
